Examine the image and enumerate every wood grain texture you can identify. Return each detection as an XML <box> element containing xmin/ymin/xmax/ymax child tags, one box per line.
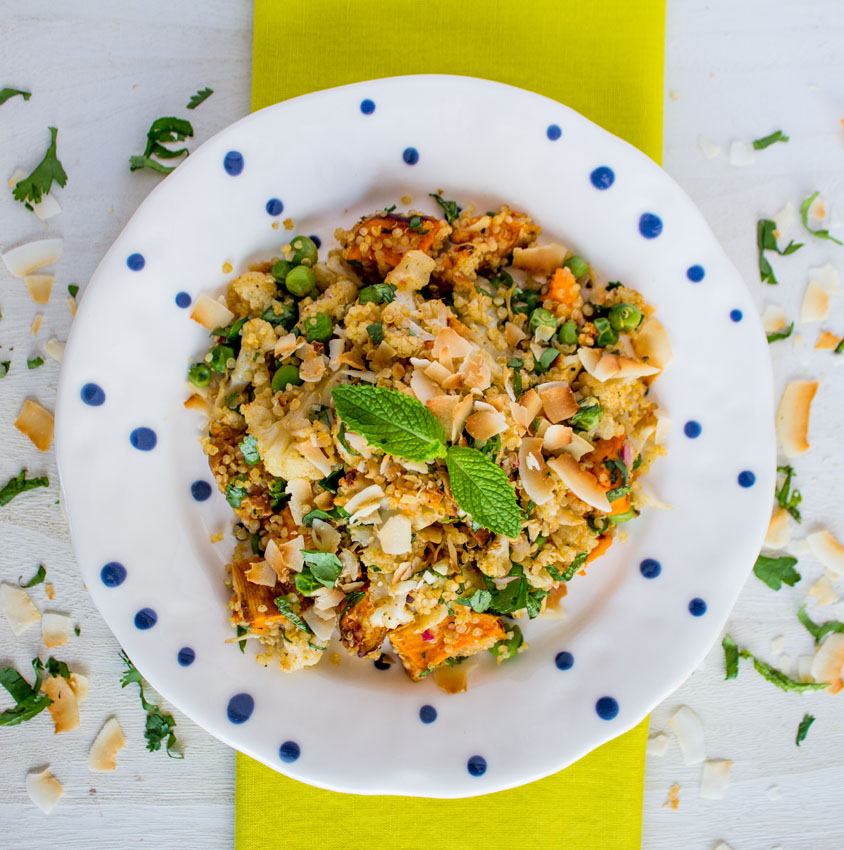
<box><xmin>1</xmin><ymin>1</ymin><xmax>843</xmax><ymax>848</ymax></box>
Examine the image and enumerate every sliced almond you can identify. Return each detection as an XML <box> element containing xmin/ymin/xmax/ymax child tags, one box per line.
<box><xmin>801</xmin><ymin>280</ymin><xmax>829</xmax><ymax>323</ymax></box>
<box><xmin>547</xmin><ymin>453</ymin><xmax>610</xmax><ymax>512</ymax></box>
<box><xmin>14</xmin><ymin>399</ymin><xmax>54</xmax><ymax>451</ymax></box>
<box><xmin>24</xmin><ymin>274</ymin><xmax>54</xmax><ymax>304</ymax></box>
<box><xmin>764</xmin><ymin>507</ymin><xmax>791</xmax><ymax>550</ymax></box>
<box><xmin>0</xmin><ymin>583</ymin><xmax>41</xmax><ymax>635</ymax></box>
<box><xmin>776</xmin><ymin>380</ymin><xmax>817</xmax><ymax>457</ymax></box>
<box><xmin>378</xmin><ymin>514</ymin><xmax>412</xmax><ymax>555</ymax></box>
<box><xmin>518</xmin><ymin>437</ymin><xmax>554</xmax><ymax>506</ymax></box>
<box><xmin>632</xmin><ymin>317</ymin><xmax>673</xmax><ymax>370</ymax></box>
<box><xmin>807</xmin><ymin>530</ymin><xmax>844</xmax><ymax>577</ymax></box>
<box><xmin>465</xmin><ymin>410</ymin><xmax>507</xmax><ymax>441</ymax></box>
<box><xmin>538</xmin><ymin>383</ymin><xmax>578</xmax><ymax>423</ymax></box>
<box><xmin>89</xmin><ymin>717</ymin><xmax>126</xmax><ymax>772</ymax></box>
<box><xmin>41</xmin><ymin>673</ymin><xmax>80</xmax><ymax>733</ymax></box>
<box><xmin>190</xmin><ymin>294</ymin><xmax>235</xmax><ymax>330</ymax></box>
<box><xmin>41</xmin><ymin>612</ymin><xmax>71</xmax><ymax>648</ymax></box>
<box><xmin>26</xmin><ymin>766</ymin><xmax>64</xmax><ymax>814</ymax></box>
<box><xmin>1</xmin><ymin>238</ymin><xmax>63</xmax><ymax>278</ymax></box>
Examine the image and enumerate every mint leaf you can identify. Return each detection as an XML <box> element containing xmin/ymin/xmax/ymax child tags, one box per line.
<box><xmin>723</xmin><ymin>634</ymin><xmax>739</xmax><ymax>680</ymax></box>
<box><xmin>752</xmin><ymin>130</ymin><xmax>789</xmax><ymax>150</ymax></box>
<box><xmin>19</xmin><ymin>564</ymin><xmax>46</xmax><ymax>587</ymax></box>
<box><xmin>562</xmin><ymin>552</ymin><xmax>588</xmax><ymax>582</ymax></box>
<box><xmin>366</xmin><ymin>322</ymin><xmax>383</xmax><ymax>345</ymax></box>
<box><xmin>456</xmin><ymin>588</ymin><xmax>492</xmax><ymax>613</ymax></box>
<box><xmin>0</xmin><ymin>469</ymin><xmax>49</xmax><ymax>507</ymax></box>
<box><xmin>483</xmin><ymin>564</ymin><xmax>529</xmax><ymax>614</ymax></box>
<box><xmin>801</xmin><ymin>191</ymin><xmax>843</xmax><ymax>245</ymax></box>
<box><xmin>358</xmin><ymin>283</ymin><xmax>396</xmax><ymax>305</ymax></box>
<box><xmin>753</xmin><ymin>554</ymin><xmax>800</xmax><ymax>590</ymax></box>
<box><xmin>797</xmin><ymin>604</ymin><xmax>844</xmax><ymax>644</ymax></box>
<box><xmin>775</xmin><ymin>465</ymin><xmax>802</xmax><ymax>522</ymax></box>
<box><xmin>445</xmin><ymin>446</ymin><xmax>521</xmax><ymax>537</ymax></box>
<box><xmin>186</xmin><ymin>87</ymin><xmax>213</xmax><ymax>109</ymax></box>
<box><xmin>274</xmin><ymin>597</ymin><xmax>312</xmax><ymax>634</ymax></box>
<box><xmin>767</xmin><ymin>321</ymin><xmax>794</xmax><ymax>344</ymax></box>
<box><xmin>0</xmin><ymin>663</ymin><xmax>52</xmax><ymax>726</ymax></box>
<box><xmin>13</xmin><ymin>126</ymin><xmax>67</xmax><ymax>207</ymax></box>
<box><xmin>724</xmin><ymin>635</ymin><xmax>828</xmax><ymax>692</ymax></box>
<box><xmin>301</xmin><ymin>550</ymin><xmax>342</xmax><ymax>588</ymax></box>
<box><xmin>757</xmin><ymin>219</ymin><xmax>803</xmax><ymax>284</ymax></box>
<box><xmin>0</xmin><ymin>88</ymin><xmax>31</xmax><ymax>105</ymax></box>
<box><xmin>796</xmin><ymin>713</ymin><xmax>815</xmax><ymax>746</ymax></box>
<box><xmin>331</xmin><ymin>385</ymin><xmax>447</xmax><ymax>462</ymax></box>
<box><xmin>429</xmin><ymin>193</ymin><xmax>461</xmax><ymax>223</ymax></box>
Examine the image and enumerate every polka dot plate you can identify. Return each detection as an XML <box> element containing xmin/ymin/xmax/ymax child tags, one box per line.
<box><xmin>55</xmin><ymin>76</ymin><xmax>775</xmax><ymax>798</ymax></box>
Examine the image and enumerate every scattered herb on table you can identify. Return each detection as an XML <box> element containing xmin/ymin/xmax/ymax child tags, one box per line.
<box><xmin>797</xmin><ymin>605</ymin><xmax>844</xmax><ymax>644</ymax></box>
<box><xmin>129</xmin><ymin>116</ymin><xmax>194</xmax><ymax>175</ymax></box>
<box><xmin>186</xmin><ymin>86</ymin><xmax>213</xmax><ymax>109</ymax></box>
<box><xmin>12</xmin><ymin>126</ymin><xmax>68</xmax><ymax>209</ymax></box>
<box><xmin>757</xmin><ymin>218</ymin><xmax>803</xmax><ymax>284</ymax></box>
<box><xmin>753</xmin><ymin>554</ymin><xmax>800</xmax><ymax>590</ymax></box>
<box><xmin>0</xmin><ymin>469</ymin><xmax>49</xmax><ymax>507</ymax></box>
<box><xmin>428</xmin><ymin>193</ymin><xmax>461</xmax><ymax>223</ymax></box>
<box><xmin>67</xmin><ymin>284</ymin><xmax>79</xmax><ymax>297</ymax></box>
<box><xmin>800</xmin><ymin>191</ymin><xmax>843</xmax><ymax>245</ymax></box>
<box><xmin>0</xmin><ymin>88</ymin><xmax>31</xmax><ymax>105</ymax></box>
<box><xmin>835</xmin><ymin>338</ymin><xmax>844</xmax><ymax>355</ymax></box>
<box><xmin>119</xmin><ymin>651</ymin><xmax>182</xmax><ymax>757</ymax></box>
<box><xmin>775</xmin><ymin>464</ymin><xmax>802</xmax><ymax>522</ymax></box>
<box><xmin>0</xmin><ymin>660</ymin><xmax>52</xmax><ymax>726</ymax></box>
<box><xmin>19</xmin><ymin>564</ymin><xmax>46</xmax><ymax>587</ymax></box>
<box><xmin>0</xmin><ymin>361</ymin><xmax>9</xmax><ymax>378</ymax></box>
<box><xmin>27</xmin><ymin>356</ymin><xmax>44</xmax><ymax>370</ymax></box>
<box><xmin>767</xmin><ymin>321</ymin><xmax>794</xmax><ymax>343</ymax></box>
<box><xmin>722</xmin><ymin>634</ymin><xmax>827</xmax><ymax>692</ymax></box>
<box><xmin>795</xmin><ymin>713</ymin><xmax>815</xmax><ymax>746</ymax></box>
<box><xmin>752</xmin><ymin>130</ymin><xmax>789</xmax><ymax>150</ymax></box>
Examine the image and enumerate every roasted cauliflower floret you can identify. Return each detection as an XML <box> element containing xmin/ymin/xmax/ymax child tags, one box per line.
<box><xmin>228</xmin><ymin>271</ymin><xmax>278</xmax><ymax>315</ymax></box>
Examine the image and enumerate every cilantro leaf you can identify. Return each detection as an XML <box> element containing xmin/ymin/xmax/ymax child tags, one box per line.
<box><xmin>723</xmin><ymin>635</ymin><xmax>828</xmax><ymax>692</ymax></box>
<box><xmin>483</xmin><ymin>564</ymin><xmax>529</xmax><ymax>614</ymax></box>
<box><xmin>546</xmin><ymin>565</ymin><xmax>564</xmax><ymax>581</ymax></box>
<box><xmin>757</xmin><ymin>219</ymin><xmax>803</xmax><ymax>284</ymax></box>
<box><xmin>238</xmin><ymin>434</ymin><xmax>261</xmax><ymax>465</ymax></box>
<box><xmin>267</xmin><ymin>478</ymin><xmax>290</xmax><ymax>511</ymax></box>
<box><xmin>489</xmin><ymin>623</ymin><xmax>523</xmax><ymax>662</ymax></box>
<box><xmin>301</xmin><ymin>550</ymin><xmax>342</xmax><ymax>588</ymax></box>
<box><xmin>302</xmin><ymin>507</ymin><xmax>348</xmax><ymax>526</ymax></box>
<box><xmin>445</xmin><ymin>446</ymin><xmax>521</xmax><ymax>538</ymax></box>
<box><xmin>753</xmin><ymin>554</ymin><xmax>800</xmax><ymax>590</ymax></box>
<box><xmin>767</xmin><ymin>321</ymin><xmax>793</xmax><ymax>343</ymax></box>
<box><xmin>13</xmin><ymin>126</ymin><xmax>67</xmax><ymax>208</ymax></box>
<box><xmin>836</xmin><ymin>338</ymin><xmax>844</xmax><ymax>355</ymax></box>
<box><xmin>429</xmin><ymin>193</ymin><xmax>461</xmax><ymax>223</ymax></box>
<box><xmin>130</xmin><ymin>116</ymin><xmax>194</xmax><ymax>175</ymax></box>
<box><xmin>796</xmin><ymin>713</ymin><xmax>815</xmax><ymax>746</ymax></box>
<box><xmin>225</xmin><ymin>480</ymin><xmax>247</xmax><ymax>508</ymax></box>
<box><xmin>0</xmin><ymin>469</ymin><xmax>49</xmax><ymax>507</ymax></box>
<box><xmin>0</xmin><ymin>663</ymin><xmax>52</xmax><ymax>726</ymax></box>
<box><xmin>274</xmin><ymin>597</ymin><xmax>313</xmax><ymax>634</ymax></box>
<box><xmin>19</xmin><ymin>564</ymin><xmax>46</xmax><ymax>587</ymax></box>
<box><xmin>797</xmin><ymin>604</ymin><xmax>844</xmax><ymax>644</ymax></box>
<box><xmin>526</xmin><ymin>587</ymin><xmax>549</xmax><ymax>619</ymax></box>
<box><xmin>186</xmin><ymin>87</ymin><xmax>214</xmax><ymax>109</ymax></box>
<box><xmin>358</xmin><ymin>283</ymin><xmax>397</xmax><ymax>305</ymax></box>
<box><xmin>0</xmin><ymin>88</ymin><xmax>31</xmax><ymax>105</ymax></box>
<box><xmin>800</xmin><ymin>191</ymin><xmax>843</xmax><ymax>245</ymax></box>
<box><xmin>331</xmin><ymin>384</ymin><xmax>447</xmax><ymax>462</ymax></box>
<box><xmin>775</xmin><ymin>465</ymin><xmax>802</xmax><ymax>523</ymax></box>
<box><xmin>46</xmin><ymin>657</ymin><xmax>71</xmax><ymax>681</ymax></box>
<box><xmin>366</xmin><ymin>322</ymin><xmax>383</xmax><ymax>345</ymax></box>
<box><xmin>722</xmin><ymin>634</ymin><xmax>739</xmax><ymax>680</ymax></box>
<box><xmin>456</xmin><ymin>588</ymin><xmax>492</xmax><ymax>613</ymax></box>
<box><xmin>752</xmin><ymin>130</ymin><xmax>789</xmax><ymax>150</ymax></box>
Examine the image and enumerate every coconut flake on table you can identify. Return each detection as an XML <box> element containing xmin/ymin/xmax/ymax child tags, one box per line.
<box><xmin>801</xmin><ymin>280</ymin><xmax>830</xmax><ymax>323</ymax></box>
<box><xmin>766</xmin><ymin>785</ymin><xmax>783</xmax><ymax>801</ymax></box>
<box><xmin>15</xmin><ymin>398</ymin><xmax>55</xmax><ymax>452</ymax></box>
<box><xmin>809</xmin><ymin>263</ymin><xmax>841</xmax><ymax>296</ymax></box>
<box><xmin>765</xmin><ymin>507</ymin><xmax>791</xmax><ymax>549</ymax></box>
<box><xmin>808</xmin><ymin>575</ymin><xmax>837</xmax><ymax>606</ymax></box>
<box><xmin>42</xmin><ymin>672</ymin><xmax>80</xmax><ymax>733</ymax></box>
<box><xmin>773</xmin><ymin>201</ymin><xmax>794</xmax><ymax>238</ymax></box>
<box><xmin>663</xmin><ymin>783</ymin><xmax>680</xmax><ymax>810</ymax></box>
<box><xmin>189</xmin><ymin>294</ymin><xmax>235</xmax><ymax>330</ymax></box>
<box><xmin>669</xmin><ymin>705</ymin><xmax>706</xmax><ymax>765</ymax></box>
<box><xmin>761</xmin><ymin>304</ymin><xmax>788</xmax><ymax>334</ymax></box>
<box><xmin>810</xmin><ymin>632</ymin><xmax>844</xmax><ymax>692</ymax></box>
<box><xmin>66</xmin><ymin>295</ymin><xmax>77</xmax><ymax>317</ymax></box>
<box><xmin>41</xmin><ymin>611</ymin><xmax>72</xmax><ymax>648</ymax></box>
<box><xmin>807</xmin><ymin>530</ymin><xmax>844</xmax><ymax>577</ymax></box>
<box><xmin>89</xmin><ymin>717</ymin><xmax>126</xmax><ymax>772</ymax></box>
<box><xmin>697</xmin><ymin>136</ymin><xmax>721</xmax><ymax>159</ymax></box>
<box><xmin>713</xmin><ymin>843</ymin><xmax>734</xmax><ymax>850</ymax></box>
<box><xmin>1</xmin><ymin>238</ymin><xmax>63</xmax><ymax>278</ymax></box>
<box><xmin>816</xmin><ymin>331</ymin><xmax>843</xmax><ymax>350</ymax></box>
<box><xmin>0</xmin><ymin>583</ymin><xmax>41</xmax><ymax>635</ymax></box>
<box><xmin>728</xmin><ymin>140</ymin><xmax>756</xmax><ymax>166</ymax></box>
<box><xmin>7</xmin><ymin>168</ymin><xmax>63</xmax><ymax>220</ymax></box>
<box><xmin>770</xmin><ymin>635</ymin><xmax>785</xmax><ymax>656</ymax></box>
<box><xmin>26</xmin><ymin>766</ymin><xmax>64</xmax><ymax>814</ymax></box>
<box><xmin>44</xmin><ymin>338</ymin><xmax>65</xmax><ymax>362</ymax></box>
<box><xmin>700</xmin><ymin>759</ymin><xmax>733</xmax><ymax>800</ymax></box>
<box><xmin>646</xmin><ymin>732</ymin><xmax>670</xmax><ymax>757</ymax></box>
<box><xmin>776</xmin><ymin>380</ymin><xmax>817</xmax><ymax>458</ymax></box>
<box><xmin>24</xmin><ymin>273</ymin><xmax>54</xmax><ymax>304</ymax></box>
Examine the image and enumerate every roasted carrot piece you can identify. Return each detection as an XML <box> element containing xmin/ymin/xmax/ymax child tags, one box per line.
<box><xmin>230</xmin><ymin>558</ymin><xmax>286</xmax><ymax>633</ymax></box>
<box><xmin>586</xmin><ymin>535</ymin><xmax>613</xmax><ymax>564</ymax></box>
<box><xmin>339</xmin><ymin>590</ymin><xmax>388</xmax><ymax>659</ymax></box>
<box><xmin>547</xmin><ymin>266</ymin><xmax>580</xmax><ymax>307</ymax></box>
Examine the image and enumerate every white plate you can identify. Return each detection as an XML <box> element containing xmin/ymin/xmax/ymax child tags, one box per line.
<box><xmin>56</xmin><ymin>75</ymin><xmax>775</xmax><ymax>798</ymax></box>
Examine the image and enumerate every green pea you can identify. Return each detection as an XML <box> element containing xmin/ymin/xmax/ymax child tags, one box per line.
<box><xmin>285</xmin><ymin>265</ymin><xmax>316</xmax><ymax>298</ymax></box>
<box><xmin>271</xmin><ymin>364</ymin><xmax>302</xmax><ymax>392</ymax></box>
<box><xmin>608</xmin><ymin>303</ymin><xmax>643</xmax><ymax>332</ymax></box>
<box><xmin>303</xmin><ymin>312</ymin><xmax>333</xmax><ymax>343</ymax></box>
<box><xmin>188</xmin><ymin>362</ymin><xmax>211</xmax><ymax>387</ymax></box>
<box><xmin>271</xmin><ymin>259</ymin><xmax>292</xmax><ymax>282</ymax></box>
<box><xmin>558</xmin><ymin>319</ymin><xmax>578</xmax><ymax>346</ymax></box>
<box><xmin>593</xmin><ymin>317</ymin><xmax>618</xmax><ymax>347</ymax></box>
<box><xmin>208</xmin><ymin>344</ymin><xmax>235</xmax><ymax>373</ymax></box>
<box><xmin>289</xmin><ymin>235</ymin><xmax>319</xmax><ymax>267</ymax></box>
<box><xmin>528</xmin><ymin>307</ymin><xmax>558</xmax><ymax>334</ymax></box>
<box><xmin>564</xmin><ymin>255</ymin><xmax>589</xmax><ymax>279</ymax></box>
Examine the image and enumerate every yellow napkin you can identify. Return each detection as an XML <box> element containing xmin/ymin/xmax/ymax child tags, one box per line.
<box><xmin>240</xmin><ymin>2</ymin><xmax>664</xmax><ymax>847</ymax></box>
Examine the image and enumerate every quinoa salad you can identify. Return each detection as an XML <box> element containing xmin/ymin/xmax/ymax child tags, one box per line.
<box><xmin>185</xmin><ymin>196</ymin><xmax>672</xmax><ymax>687</ymax></box>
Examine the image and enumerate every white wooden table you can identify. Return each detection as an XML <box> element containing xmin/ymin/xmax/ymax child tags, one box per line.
<box><xmin>1</xmin><ymin>1</ymin><xmax>843</xmax><ymax>848</ymax></box>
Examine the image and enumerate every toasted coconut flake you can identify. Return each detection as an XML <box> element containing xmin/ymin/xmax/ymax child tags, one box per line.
<box><xmin>509</xmin><ymin>400</ymin><xmax>532</xmax><ymax>431</ymax></box>
<box><xmin>810</xmin><ymin>632</ymin><xmax>844</xmax><ymax>692</ymax></box>
<box><xmin>647</xmin><ymin>732</ymin><xmax>670</xmax><ymax>757</ymax></box>
<box><xmin>327</xmin><ymin>337</ymin><xmax>344</xmax><ymax>369</ymax></box>
<box><xmin>614</xmin><ymin>356</ymin><xmax>660</xmax><ymax>379</ymax></box>
<box><xmin>425</xmin><ymin>395</ymin><xmax>459</xmax><ymax>434</ymax></box>
<box><xmin>44</xmin><ymin>338</ymin><xmax>65</xmax><ymax>362</ymax></box>
<box><xmin>700</xmin><ymin>759</ymin><xmax>733</xmax><ymax>800</ymax></box>
<box><xmin>459</xmin><ymin>350</ymin><xmax>492</xmax><ymax>391</ymax></box>
<box><xmin>669</xmin><ymin>705</ymin><xmax>705</xmax><ymax>765</ymax></box>
<box><xmin>89</xmin><ymin>717</ymin><xmax>126</xmax><ymax>772</ymax></box>
<box><xmin>816</xmin><ymin>331</ymin><xmax>842</xmax><ymax>350</ymax></box>
<box><xmin>190</xmin><ymin>294</ymin><xmax>235</xmax><ymax>330</ymax></box>
<box><xmin>295</xmin><ymin>441</ymin><xmax>332</xmax><ymax>477</ymax></box>
<box><xmin>543</xmin><ymin>424</ymin><xmax>573</xmax><ymax>452</ymax></box>
<box><xmin>41</xmin><ymin>612</ymin><xmax>71</xmax><ymax>648</ymax></box>
<box><xmin>345</xmin><ymin>484</ymin><xmax>384</xmax><ymax>516</ymax></box>
<box><xmin>311</xmin><ymin>518</ymin><xmax>341</xmax><ymax>553</ymax></box>
<box><xmin>302</xmin><ymin>608</ymin><xmax>335</xmax><ymax>641</ymax></box>
<box><xmin>33</xmin><ymin>193</ymin><xmax>63</xmax><ymax>221</ymax></box>
<box><xmin>728</xmin><ymin>139</ymin><xmax>755</xmax><ymax>166</ymax></box>
<box><xmin>245</xmin><ymin>559</ymin><xmax>277</xmax><ymax>587</ymax></box>
<box><xmin>663</xmin><ymin>783</ymin><xmax>680</xmax><ymax>810</ymax></box>
<box><xmin>807</xmin><ymin>530</ymin><xmax>844</xmax><ymax>577</ymax></box>
<box><xmin>15</xmin><ymin>399</ymin><xmax>54</xmax><ymax>452</ymax></box>
<box><xmin>285</xmin><ymin>479</ymin><xmax>312</xmax><ymax>526</ymax></box>
<box><xmin>424</xmin><ymin>361</ymin><xmax>452</xmax><ymax>385</ymax></box>
<box><xmin>577</xmin><ymin>347</ymin><xmax>602</xmax><ymax>378</ymax></box>
<box><xmin>465</xmin><ymin>410</ymin><xmax>507</xmax><ymax>441</ymax></box>
<box><xmin>451</xmin><ymin>394</ymin><xmax>474</xmax><ymax>442</ymax></box>
<box><xmin>808</xmin><ymin>575</ymin><xmax>837</xmax><ymax>606</ymax></box>
<box><xmin>504</xmin><ymin>321</ymin><xmax>527</xmax><ymax>346</ymax></box>
<box><xmin>274</xmin><ymin>332</ymin><xmax>298</xmax><ymax>358</ymax></box>
<box><xmin>299</xmin><ymin>351</ymin><xmax>327</xmax><ymax>383</ymax></box>
<box><xmin>66</xmin><ymin>296</ymin><xmax>77</xmax><ymax>317</ymax></box>
<box><xmin>410</xmin><ymin>368</ymin><xmax>440</xmax><ymax>403</ymax></box>
<box><xmin>0</xmin><ymin>583</ymin><xmax>41</xmax><ymax>635</ymax></box>
<box><xmin>518</xmin><ymin>437</ymin><xmax>554</xmax><ymax>506</ymax></box>
<box><xmin>776</xmin><ymin>380</ymin><xmax>817</xmax><ymax>457</ymax></box>
<box><xmin>561</xmin><ymin>431</ymin><xmax>593</xmax><ymax>460</ymax></box>
<box><xmin>1</xmin><ymin>238</ymin><xmax>63</xmax><ymax>278</ymax></box>
<box><xmin>69</xmin><ymin>672</ymin><xmax>89</xmax><ymax>703</ymax></box>
<box><xmin>765</xmin><ymin>508</ymin><xmax>791</xmax><ymax>550</ymax></box>
<box><xmin>26</xmin><ymin>766</ymin><xmax>64</xmax><ymax>814</ymax></box>
<box><xmin>512</xmin><ymin>243</ymin><xmax>567</xmax><ymax>277</ymax></box>
<box><xmin>184</xmin><ymin>393</ymin><xmax>211</xmax><ymax>415</ymax></box>
<box><xmin>654</xmin><ymin>410</ymin><xmax>671</xmax><ymax>444</ymax></box>
<box><xmin>547</xmin><ymin>453</ymin><xmax>611</xmax><ymax>512</ymax></box>
<box><xmin>761</xmin><ymin>305</ymin><xmax>787</xmax><ymax>334</ymax></box>
<box><xmin>538</xmin><ymin>383</ymin><xmax>578</xmax><ymax>423</ymax></box>
<box><xmin>801</xmin><ymin>280</ymin><xmax>829</xmax><ymax>323</ymax></box>
<box><xmin>632</xmin><ymin>317</ymin><xmax>673</xmax><ymax>370</ymax></box>
<box><xmin>24</xmin><ymin>274</ymin><xmax>54</xmax><ymax>304</ymax></box>
<box><xmin>809</xmin><ymin>263</ymin><xmax>841</xmax><ymax>295</ymax></box>
<box><xmin>773</xmin><ymin>201</ymin><xmax>794</xmax><ymax>238</ymax></box>
<box><xmin>432</xmin><ymin>327</ymin><xmax>473</xmax><ymax>361</ymax></box>
<box><xmin>41</xmin><ymin>673</ymin><xmax>80</xmax><ymax>733</ymax></box>
<box><xmin>30</xmin><ymin>313</ymin><xmax>43</xmax><ymax>335</ymax></box>
<box><xmin>519</xmin><ymin>388</ymin><xmax>542</xmax><ymax>420</ymax></box>
<box><xmin>697</xmin><ymin>136</ymin><xmax>721</xmax><ymax>159</ymax></box>
<box><xmin>266</xmin><ymin>535</ymin><xmax>304</xmax><ymax>576</ymax></box>
<box><xmin>378</xmin><ymin>514</ymin><xmax>412</xmax><ymax>555</ymax></box>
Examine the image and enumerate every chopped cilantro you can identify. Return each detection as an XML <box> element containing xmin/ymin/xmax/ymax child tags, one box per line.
<box><xmin>408</xmin><ymin>215</ymin><xmax>430</xmax><ymax>234</ymax></box>
<box><xmin>753</xmin><ymin>554</ymin><xmax>800</xmax><ymax>591</ymax></box>
<box><xmin>129</xmin><ymin>116</ymin><xmax>194</xmax><ymax>175</ymax></box>
<box><xmin>752</xmin><ymin>130</ymin><xmax>789</xmax><ymax>150</ymax></box>
<box><xmin>489</xmin><ymin>624</ymin><xmax>523</xmax><ymax>662</ymax></box>
<box><xmin>366</xmin><ymin>322</ymin><xmax>383</xmax><ymax>345</ymax></box>
<box><xmin>767</xmin><ymin>321</ymin><xmax>794</xmax><ymax>343</ymax></box>
<box><xmin>13</xmin><ymin>127</ymin><xmax>67</xmax><ymax>210</ymax></box>
<box><xmin>797</xmin><ymin>605</ymin><xmax>844</xmax><ymax>644</ymax></box>
<box><xmin>428</xmin><ymin>193</ymin><xmax>461</xmax><ymax>223</ymax></box>
<box><xmin>358</xmin><ymin>283</ymin><xmax>396</xmax><ymax>305</ymax></box>
<box><xmin>722</xmin><ymin>635</ymin><xmax>827</xmax><ymax>692</ymax></box>
<box><xmin>533</xmin><ymin>348</ymin><xmax>560</xmax><ymax>375</ymax></box>
<box><xmin>67</xmin><ymin>284</ymin><xmax>79</xmax><ymax>297</ymax></box>
<box><xmin>796</xmin><ymin>713</ymin><xmax>815</xmax><ymax>746</ymax></box>
<box><xmin>757</xmin><ymin>219</ymin><xmax>803</xmax><ymax>285</ymax></box>
<box><xmin>605</xmin><ymin>281</ymin><xmax>623</xmax><ymax>291</ymax></box>
<box><xmin>73</xmin><ymin>625</ymin><xmax>80</xmax><ymax>637</ymax></box>
<box><xmin>481</xmin><ymin>564</ymin><xmax>528</xmax><ymax>615</ymax></box>
<box><xmin>301</xmin><ymin>550</ymin><xmax>342</xmax><ymax>588</ymax></box>
<box><xmin>800</xmin><ymin>191</ymin><xmax>843</xmax><ymax>245</ymax></box>
<box><xmin>526</xmin><ymin>587</ymin><xmax>549</xmax><ymax>619</ymax></box>
<box><xmin>19</xmin><ymin>564</ymin><xmax>46</xmax><ymax>587</ymax></box>
<box><xmin>0</xmin><ymin>469</ymin><xmax>49</xmax><ymax>507</ymax></box>
<box><xmin>267</xmin><ymin>478</ymin><xmax>289</xmax><ymax>511</ymax></box>
<box><xmin>836</xmin><ymin>338</ymin><xmax>844</xmax><ymax>355</ymax></box>
<box><xmin>119</xmin><ymin>651</ymin><xmax>182</xmax><ymax>756</ymax></box>
<box><xmin>302</xmin><ymin>506</ymin><xmax>348</xmax><ymax>526</ymax></box>
<box><xmin>455</xmin><ymin>588</ymin><xmax>492</xmax><ymax>613</ymax></box>
<box><xmin>546</xmin><ymin>565</ymin><xmax>564</xmax><ymax>581</ymax></box>
<box><xmin>0</xmin><ymin>362</ymin><xmax>9</xmax><ymax>378</ymax></box>
<box><xmin>0</xmin><ymin>660</ymin><xmax>52</xmax><ymax>726</ymax></box>
<box><xmin>27</xmin><ymin>356</ymin><xmax>44</xmax><ymax>370</ymax></box>
<box><xmin>775</xmin><ymin>465</ymin><xmax>802</xmax><ymax>523</ymax></box>
<box><xmin>238</xmin><ymin>434</ymin><xmax>261</xmax><ymax>465</ymax></box>
<box><xmin>225</xmin><ymin>479</ymin><xmax>248</xmax><ymax>508</ymax></box>
<box><xmin>186</xmin><ymin>87</ymin><xmax>213</xmax><ymax>109</ymax></box>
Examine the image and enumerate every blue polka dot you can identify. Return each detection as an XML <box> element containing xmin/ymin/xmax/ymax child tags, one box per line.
<box><xmin>402</xmin><ymin>147</ymin><xmax>419</xmax><ymax>165</ymax></box>
<box><xmin>265</xmin><ymin>198</ymin><xmax>283</xmax><ymax>216</ymax></box>
<box><xmin>640</xmin><ymin>558</ymin><xmax>661</xmax><ymax>579</ymax></box>
<box><xmin>555</xmin><ymin>651</ymin><xmax>574</xmax><ymax>670</ymax></box>
<box><xmin>227</xmin><ymin>693</ymin><xmax>254</xmax><ymax>724</ymax></box>
<box><xmin>134</xmin><ymin>608</ymin><xmax>157</xmax><ymax>630</ymax></box>
<box><xmin>80</xmin><ymin>383</ymin><xmax>105</xmax><ymax>406</ymax></box>
<box><xmin>279</xmin><ymin>740</ymin><xmax>300</xmax><ymax>762</ymax></box>
<box><xmin>360</xmin><ymin>99</ymin><xmax>375</xmax><ymax>115</ymax></box>
<box><xmin>223</xmin><ymin>151</ymin><xmax>244</xmax><ymax>176</ymax></box>
<box><xmin>127</xmin><ymin>253</ymin><xmax>145</xmax><ymax>271</ymax></box>
<box><xmin>689</xmin><ymin>597</ymin><xmax>707</xmax><ymax>617</ymax></box>
<box><xmin>738</xmin><ymin>470</ymin><xmax>756</xmax><ymax>488</ymax></box>
<box><xmin>687</xmin><ymin>264</ymin><xmax>705</xmax><ymax>282</ymax></box>
<box><xmin>730</xmin><ymin>309</ymin><xmax>743</xmax><ymax>322</ymax></box>
<box><xmin>130</xmin><ymin>427</ymin><xmax>157</xmax><ymax>451</ymax></box>
<box><xmin>309</xmin><ymin>234</ymin><xmax>321</xmax><ymax>249</ymax></box>
<box><xmin>684</xmin><ymin>420</ymin><xmax>702</xmax><ymax>439</ymax></box>
<box><xmin>175</xmin><ymin>291</ymin><xmax>191</xmax><ymax>308</ymax></box>
<box><xmin>546</xmin><ymin>124</ymin><xmax>562</xmax><ymax>141</ymax></box>
<box><xmin>590</xmin><ymin>166</ymin><xmax>615</xmax><ymax>190</ymax></box>
<box><xmin>191</xmin><ymin>480</ymin><xmax>212</xmax><ymax>501</ymax></box>
<box><xmin>596</xmin><ymin>696</ymin><xmax>619</xmax><ymax>720</ymax></box>
<box><xmin>419</xmin><ymin>705</ymin><xmax>437</xmax><ymax>724</ymax></box>
<box><xmin>373</xmin><ymin>654</ymin><xmax>391</xmax><ymax>671</ymax></box>
<box><xmin>177</xmin><ymin>647</ymin><xmax>195</xmax><ymax>667</ymax></box>
<box><xmin>100</xmin><ymin>562</ymin><xmax>127</xmax><ymax>587</ymax></box>
<box><xmin>467</xmin><ymin>755</ymin><xmax>487</xmax><ymax>777</ymax></box>
<box><xmin>639</xmin><ymin>213</ymin><xmax>663</xmax><ymax>239</ymax></box>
